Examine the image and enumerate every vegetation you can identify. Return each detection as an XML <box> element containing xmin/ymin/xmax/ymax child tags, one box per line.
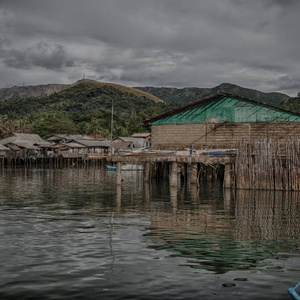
<box><xmin>137</xmin><ymin>83</ymin><xmax>290</xmax><ymax>105</ymax></box>
<box><xmin>0</xmin><ymin>81</ymin><xmax>176</xmax><ymax>139</ymax></box>
<box><xmin>278</xmin><ymin>93</ymin><xmax>300</xmax><ymax>112</ymax></box>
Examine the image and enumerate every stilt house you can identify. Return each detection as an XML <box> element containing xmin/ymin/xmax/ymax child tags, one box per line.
<box><xmin>0</xmin><ymin>133</ymin><xmax>50</xmax><ymax>158</ymax></box>
<box><xmin>143</xmin><ymin>92</ymin><xmax>300</xmax><ymax>150</ymax></box>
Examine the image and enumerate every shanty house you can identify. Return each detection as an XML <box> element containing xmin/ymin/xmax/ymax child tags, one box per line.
<box><xmin>0</xmin><ymin>133</ymin><xmax>51</xmax><ymax>158</ymax></box>
<box><xmin>113</xmin><ymin>137</ymin><xmax>148</xmax><ymax>148</ymax></box>
<box><xmin>74</xmin><ymin>140</ymin><xmax>110</xmax><ymax>155</ymax></box>
<box><xmin>47</xmin><ymin>134</ymin><xmax>106</xmax><ymax>144</ymax></box>
<box><xmin>46</xmin><ymin>134</ymin><xmax>109</xmax><ymax>156</ymax></box>
<box><xmin>143</xmin><ymin>92</ymin><xmax>300</xmax><ymax>150</ymax></box>
<box><xmin>0</xmin><ymin>144</ymin><xmax>10</xmax><ymax>158</ymax></box>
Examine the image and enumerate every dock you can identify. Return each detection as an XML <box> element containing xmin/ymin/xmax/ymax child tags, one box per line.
<box><xmin>107</xmin><ymin>151</ymin><xmax>234</xmax><ymax>188</ymax></box>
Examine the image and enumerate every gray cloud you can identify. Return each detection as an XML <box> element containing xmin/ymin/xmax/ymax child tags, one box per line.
<box><xmin>0</xmin><ymin>0</ymin><xmax>299</xmax><ymax>96</ymax></box>
<box><xmin>3</xmin><ymin>41</ymin><xmax>74</xmax><ymax>70</ymax></box>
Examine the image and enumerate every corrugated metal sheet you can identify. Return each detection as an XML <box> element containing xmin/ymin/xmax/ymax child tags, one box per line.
<box><xmin>0</xmin><ymin>144</ymin><xmax>9</xmax><ymax>150</ymax></box>
<box><xmin>75</xmin><ymin>140</ymin><xmax>111</xmax><ymax>147</ymax></box>
<box><xmin>47</xmin><ymin>134</ymin><xmax>106</xmax><ymax>141</ymax></box>
<box><xmin>14</xmin><ymin>142</ymin><xmax>39</xmax><ymax>149</ymax></box>
<box><xmin>6</xmin><ymin>143</ymin><xmax>21</xmax><ymax>151</ymax></box>
<box><xmin>65</xmin><ymin>142</ymin><xmax>85</xmax><ymax>148</ymax></box>
<box><xmin>0</xmin><ymin>133</ymin><xmax>50</xmax><ymax>146</ymax></box>
<box><xmin>151</xmin><ymin>95</ymin><xmax>300</xmax><ymax>125</ymax></box>
<box><xmin>131</xmin><ymin>133</ymin><xmax>151</xmax><ymax>139</ymax></box>
<box><xmin>13</xmin><ymin>133</ymin><xmax>48</xmax><ymax>143</ymax></box>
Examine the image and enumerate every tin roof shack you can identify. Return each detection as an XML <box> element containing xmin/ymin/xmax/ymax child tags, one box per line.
<box><xmin>112</xmin><ymin>137</ymin><xmax>148</xmax><ymax>154</ymax></box>
<box><xmin>131</xmin><ymin>133</ymin><xmax>151</xmax><ymax>140</ymax></box>
<box><xmin>0</xmin><ymin>144</ymin><xmax>10</xmax><ymax>158</ymax></box>
<box><xmin>143</xmin><ymin>92</ymin><xmax>300</xmax><ymax>151</ymax></box>
<box><xmin>0</xmin><ymin>133</ymin><xmax>51</xmax><ymax>158</ymax></box>
<box><xmin>47</xmin><ymin>134</ymin><xmax>106</xmax><ymax>144</ymax></box>
<box><xmin>130</xmin><ymin>133</ymin><xmax>151</xmax><ymax>147</ymax></box>
<box><xmin>46</xmin><ymin>135</ymin><xmax>109</xmax><ymax>157</ymax></box>
<box><xmin>74</xmin><ymin>140</ymin><xmax>110</xmax><ymax>156</ymax></box>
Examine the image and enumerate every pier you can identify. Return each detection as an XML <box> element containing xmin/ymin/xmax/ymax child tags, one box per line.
<box><xmin>107</xmin><ymin>151</ymin><xmax>234</xmax><ymax>189</ymax></box>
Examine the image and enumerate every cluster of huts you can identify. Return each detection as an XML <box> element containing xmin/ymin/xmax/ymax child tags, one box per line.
<box><xmin>0</xmin><ymin>132</ymin><xmax>151</xmax><ymax>159</ymax></box>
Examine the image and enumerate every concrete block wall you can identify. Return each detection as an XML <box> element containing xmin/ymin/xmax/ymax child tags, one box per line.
<box><xmin>151</xmin><ymin>122</ymin><xmax>300</xmax><ymax>150</ymax></box>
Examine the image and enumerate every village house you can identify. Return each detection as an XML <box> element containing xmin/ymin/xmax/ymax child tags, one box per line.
<box><xmin>46</xmin><ymin>134</ymin><xmax>109</xmax><ymax>156</ymax></box>
<box><xmin>46</xmin><ymin>134</ymin><xmax>107</xmax><ymax>144</ymax></box>
<box><xmin>0</xmin><ymin>144</ymin><xmax>10</xmax><ymax>158</ymax></box>
<box><xmin>0</xmin><ymin>133</ymin><xmax>51</xmax><ymax>158</ymax></box>
<box><xmin>112</xmin><ymin>136</ymin><xmax>148</xmax><ymax>154</ymax></box>
<box><xmin>74</xmin><ymin>140</ymin><xmax>110</xmax><ymax>156</ymax></box>
<box><xmin>143</xmin><ymin>92</ymin><xmax>300</xmax><ymax>151</ymax></box>
<box><xmin>130</xmin><ymin>133</ymin><xmax>151</xmax><ymax>147</ymax></box>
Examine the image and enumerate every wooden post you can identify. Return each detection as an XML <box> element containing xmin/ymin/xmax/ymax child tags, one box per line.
<box><xmin>223</xmin><ymin>188</ymin><xmax>231</xmax><ymax>210</ymax></box>
<box><xmin>190</xmin><ymin>184</ymin><xmax>198</xmax><ymax>204</ymax></box>
<box><xmin>190</xmin><ymin>163</ymin><xmax>198</xmax><ymax>185</ymax></box>
<box><xmin>145</xmin><ymin>182</ymin><xmax>150</xmax><ymax>203</ymax></box>
<box><xmin>116</xmin><ymin>184</ymin><xmax>121</xmax><ymax>210</ymax></box>
<box><xmin>206</xmin><ymin>166</ymin><xmax>213</xmax><ymax>181</ymax></box>
<box><xmin>223</xmin><ymin>163</ymin><xmax>233</xmax><ymax>189</ymax></box>
<box><xmin>116</xmin><ymin>161</ymin><xmax>122</xmax><ymax>185</ymax></box>
<box><xmin>170</xmin><ymin>186</ymin><xmax>177</xmax><ymax>213</ymax></box>
<box><xmin>169</xmin><ymin>161</ymin><xmax>178</xmax><ymax>187</ymax></box>
<box><xmin>144</xmin><ymin>161</ymin><xmax>150</xmax><ymax>183</ymax></box>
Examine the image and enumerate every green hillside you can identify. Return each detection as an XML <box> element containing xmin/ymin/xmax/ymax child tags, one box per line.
<box><xmin>279</xmin><ymin>94</ymin><xmax>300</xmax><ymax>112</ymax></box>
<box><xmin>0</xmin><ymin>81</ymin><xmax>164</xmax><ymax>119</ymax></box>
<box><xmin>0</xmin><ymin>81</ymin><xmax>172</xmax><ymax>139</ymax></box>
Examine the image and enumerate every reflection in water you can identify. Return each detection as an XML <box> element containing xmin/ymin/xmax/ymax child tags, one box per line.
<box><xmin>235</xmin><ymin>190</ymin><xmax>300</xmax><ymax>240</ymax></box>
<box><xmin>149</xmin><ymin>185</ymin><xmax>300</xmax><ymax>274</ymax></box>
<box><xmin>0</xmin><ymin>167</ymin><xmax>300</xmax><ymax>299</ymax></box>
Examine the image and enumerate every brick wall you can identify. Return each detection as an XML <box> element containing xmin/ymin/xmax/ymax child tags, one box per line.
<box><xmin>151</xmin><ymin>122</ymin><xmax>300</xmax><ymax>150</ymax></box>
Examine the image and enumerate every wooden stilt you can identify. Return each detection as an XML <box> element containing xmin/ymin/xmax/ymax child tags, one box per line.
<box><xmin>144</xmin><ymin>162</ymin><xmax>150</xmax><ymax>183</ymax></box>
<box><xmin>116</xmin><ymin>161</ymin><xmax>122</xmax><ymax>185</ymax></box>
<box><xmin>190</xmin><ymin>163</ymin><xmax>198</xmax><ymax>185</ymax></box>
<box><xmin>169</xmin><ymin>161</ymin><xmax>178</xmax><ymax>187</ymax></box>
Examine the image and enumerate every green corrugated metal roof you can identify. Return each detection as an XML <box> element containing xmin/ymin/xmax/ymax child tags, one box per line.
<box><xmin>147</xmin><ymin>93</ymin><xmax>300</xmax><ymax>125</ymax></box>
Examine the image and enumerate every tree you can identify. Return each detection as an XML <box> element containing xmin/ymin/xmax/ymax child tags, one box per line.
<box><xmin>30</xmin><ymin>112</ymin><xmax>76</xmax><ymax>138</ymax></box>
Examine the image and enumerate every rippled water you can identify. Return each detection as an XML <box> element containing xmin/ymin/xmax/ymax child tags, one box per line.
<box><xmin>0</xmin><ymin>167</ymin><xmax>300</xmax><ymax>299</ymax></box>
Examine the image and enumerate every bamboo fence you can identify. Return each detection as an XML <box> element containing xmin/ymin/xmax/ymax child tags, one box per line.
<box><xmin>235</xmin><ymin>138</ymin><xmax>300</xmax><ymax>190</ymax></box>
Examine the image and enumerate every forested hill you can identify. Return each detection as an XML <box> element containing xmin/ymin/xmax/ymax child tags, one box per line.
<box><xmin>0</xmin><ymin>79</ymin><xmax>163</xmax><ymax>104</ymax></box>
<box><xmin>0</xmin><ymin>81</ymin><xmax>172</xmax><ymax>139</ymax></box>
<box><xmin>279</xmin><ymin>94</ymin><xmax>300</xmax><ymax>112</ymax></box>
<box><xmin>136</xmin><ymin>83</ymin><xmax>290</xmax><ymax>105</ymax></box>
<box><xmin>0</xmin><ymin>81</ymin><xmax>164</xmax><ymax>119</ymax></box>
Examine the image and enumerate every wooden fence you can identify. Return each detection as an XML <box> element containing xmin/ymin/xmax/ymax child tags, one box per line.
<box><xmin>235</xmin><ymin>138</ymin><xmax>300</xmax><ymax>190</ymax></box>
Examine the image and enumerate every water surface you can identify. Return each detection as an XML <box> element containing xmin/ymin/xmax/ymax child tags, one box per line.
<box><xmin>0</xmin><ymin>167</ymin><xmax>299</xmax><ymax>299</ymax></box>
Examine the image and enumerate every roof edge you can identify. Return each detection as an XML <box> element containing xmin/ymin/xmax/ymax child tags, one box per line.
<box><xmin>142</xmin><ymin>91</ymin><xmax>298</xmax><ymax>124</ymax></box>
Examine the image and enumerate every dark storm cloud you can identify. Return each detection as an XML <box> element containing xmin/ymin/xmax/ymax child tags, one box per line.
<box><xmin>0</xmin><ymin>0</ymin><xmax>300</xmax><ymax>95</ymax></box>
<box><xmin>3</xmin><ymin>42</ymin><xmax>74</xmax><ymax>70</ymax></box>
<box><xmin>268</xmin><ymin>75</ymin><xmax>300</xmax><ymax>92</ymax></box>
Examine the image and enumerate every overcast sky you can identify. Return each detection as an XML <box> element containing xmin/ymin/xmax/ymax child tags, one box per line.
<box><xmin>0</xmin><ymin>0</ymin><xmax>299</xmax><ymax>96</ymax></box>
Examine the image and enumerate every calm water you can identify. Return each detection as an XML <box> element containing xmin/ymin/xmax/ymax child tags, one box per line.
<box><xmin>0</xmin><ymin>167</ymin><xmax>300</xmax><ymax>299</ymax></box>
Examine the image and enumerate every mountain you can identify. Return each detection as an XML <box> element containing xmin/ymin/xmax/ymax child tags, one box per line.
<box><xmin>0</xmin><ymin>83</ymin><xmax>71</xmax><ymax>101</ymax></box>
<box><xmin>136</xmin><ymin>83</ymin><xmax>290</xmax><ymax>106</ymax></box>
<box><xmin>0</xmin><ymin>80</ymin><xmax>165</xmax><ymax>120</ymax></box>
<box><xmin>0</xmin><ymin>81</ymin><xmax>290</xmax><ymax>107</ymax></box>
<box><xmin>0</xmin><ymin>79</ymin><xmax>163</xmax><ymax>104</ymax></box>
<box><xmin>0</xmin><ymin>80</ymin><xmax>173</xmax><ymax>139</ymax></box>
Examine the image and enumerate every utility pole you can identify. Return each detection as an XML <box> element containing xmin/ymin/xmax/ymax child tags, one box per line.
<box><xmin>110</xmin><ymin>98</ymin><xmax>114</xmax><ymax>155</ymax></box>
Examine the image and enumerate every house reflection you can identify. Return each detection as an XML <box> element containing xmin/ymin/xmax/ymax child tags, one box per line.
<box><xmin>148</xmin><ymin>187</ymin><xmax>300</xmax><ymax>274</ymax></box>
